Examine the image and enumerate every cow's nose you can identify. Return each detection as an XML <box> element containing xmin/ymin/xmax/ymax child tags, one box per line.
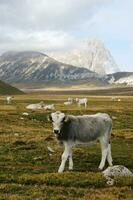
<box><xmin>54</xmin><ymin>130</ymin><xmax>59</xmax><ymax>134</ymax></box>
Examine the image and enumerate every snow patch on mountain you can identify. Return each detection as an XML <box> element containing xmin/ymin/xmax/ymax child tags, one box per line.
<box><xmin>106</xmin><ymin>72</ymin><xmax>133</xmax><ymax>86</ymax></box>
<box><xmin>115</xmin><ymin>75</ymin><xmax>133</xmax><ymax>85</ymax></box>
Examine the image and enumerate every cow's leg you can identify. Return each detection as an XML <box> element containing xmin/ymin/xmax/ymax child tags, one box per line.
<box><xmin>85</xmin><ymin>102</ymin><xmax>87</xmax><ymax>109</ymax></box>
<box><xmin>99</xmin><ymin>137</ymin><xmax>108</xmax><ymax>170</ymax></box>
<box><xmin>68</xmin><ymin>147</ymin><xmax>73</xmax><ymax>170</ymax></box>
<box><xmin>58</xmin><ymin>143</ymin><xmax>70</xmax><ymax>173</ymax></box>
<box><xmin>107</xmin><ymin>143</ymin><xmax>113</xmax><ymax>166</ymax></box>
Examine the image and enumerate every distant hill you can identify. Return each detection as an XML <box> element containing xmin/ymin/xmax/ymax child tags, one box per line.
<box><xmin>0</xmin><ymin>80</ymin><xmax>24</xmax><ymax>95</ymax></box>
<box><xmin>0</xmin><ymin>51</ymin><xmax>132</xmax><ymax>88</ymax></box>
<box><xmin>106</xmin><ymin>72</ymin><xmax>133</xmax><ymax>86</ymax></box>
<box><xmin>0</xmin><ymin>51</ymin><xmax>105</xmax><ymax>84</ymax></box>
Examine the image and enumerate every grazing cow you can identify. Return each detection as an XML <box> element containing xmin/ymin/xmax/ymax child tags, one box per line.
<box><xmin>68</xmin><ymin>98</ymin><xmax>73</xmax><ymax>103</ymax></box>
<box><xmin>111</xmin><ymin>97</ymin><xmax>116</xmax><ymax>101</ymax></box>
<box><xmin>26</xmin><ymin>101</ymin><xmax>45</xmax><ymax>110</ymax></box>
<box><xmin>111</xmin><ymin>97</ymin><xmax>121</xmax><ymax>102</ymax></box>
<box><xmin>64</xmin><ymin>98</ymin><xmax>73</xmax><ymax>105</ymax></box>
<box><xmin>76</xmin><ymin>98</ymin><xmax>88</xmax><ymax>108</ymax></box>
<box><xmin>6</xmin><ymin>96</ymin><xmax>13</xmax><ymax>104</ymax></box>
<box><xmin>49</xmin><ymin>111</ymin><xmax>113</xmax><ymax>173</ymax></box>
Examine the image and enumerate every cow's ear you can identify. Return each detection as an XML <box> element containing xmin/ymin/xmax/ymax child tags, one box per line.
<box><xmin>64</xmin><ymin>115</ymin><xmax>70</xmax><ymax>123</ymax></box>
<box><xmin>47</xmin><ymin>115</ymin><xmax>52</xmax><ymax>122</ymax></box>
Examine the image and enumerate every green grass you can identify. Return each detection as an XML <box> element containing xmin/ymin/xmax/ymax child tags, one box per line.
<box><xmin>0</xmin><ymin>94</ymin><xmax>132</xmax><ymax>199</ymax></box>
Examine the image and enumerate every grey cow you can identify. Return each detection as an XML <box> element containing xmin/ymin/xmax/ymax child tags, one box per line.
<box><xmin>49</xmin><ymin>111</ymin><xmax>113</xmax><ymax>173</ymax></box>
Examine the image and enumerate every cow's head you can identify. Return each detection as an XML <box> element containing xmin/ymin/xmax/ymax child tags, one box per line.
<box><xmin>48</xmin><ymin>111</ymin><xmax>69</xmax><ymax>135</ymax></box>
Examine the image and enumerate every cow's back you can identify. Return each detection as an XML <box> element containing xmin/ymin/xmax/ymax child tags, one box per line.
<box><xmin>67</xmin><ymin>113</ymin><xmax>112</xmax><ymax>143</ymax></box>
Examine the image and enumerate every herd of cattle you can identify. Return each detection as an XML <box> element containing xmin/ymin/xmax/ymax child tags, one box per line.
<box><xmin>5</xmin><ymin>96</ymin><xmax>113</xmax><ymax>172</ymax></box>
<box><xmin>5</xmin><ymin>96</ymin><xmax>121</xmax><ymax>110</ymax></box>
<box><xmin>5</xmin><ymin>96</ymin><xmax>88</xmax><ymax>110</ymax></box>
<box><xmin>3</xmin><ymin>95</ymin><xmax>133</xmax><ymax>183</ymax></box>
<box><xmin>25</xmin><ymin>97</ymin><xmax>88</xmax><ymax>110</ymax></box>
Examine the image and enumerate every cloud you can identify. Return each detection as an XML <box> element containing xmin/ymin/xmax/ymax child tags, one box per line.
<box><xmin>0</xmin><ymin>0</ymin><xmax>112</xmax><ymax>53</ymax></box>
<box><xmin>0</xmin><ymin>29</ymin><xmax>77</xmax><ymax>53</ymax></box>
<box><xmin>0</xmin><ymin>0</ymin><xmax>112</xmax><ymax>31</ymax></box>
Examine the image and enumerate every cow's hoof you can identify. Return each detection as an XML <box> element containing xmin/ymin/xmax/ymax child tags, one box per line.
<box><xmin>58</xmin><ymin>169</ymin><xmax>64</xmax><ymax>173</ymax></box>
<box><xmin>98</xmin><ymin>166</ymin><xmax>103</xmax><ymax>171</ymax></box>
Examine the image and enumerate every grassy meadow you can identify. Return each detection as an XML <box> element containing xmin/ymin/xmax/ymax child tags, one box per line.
<box><xmin>0</xmin><ymin>93</ymin><xmax>133</xmax><ymax>200</ymax></box>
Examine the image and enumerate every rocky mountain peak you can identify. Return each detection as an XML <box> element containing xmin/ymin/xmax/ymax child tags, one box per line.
<box><xmin>50</xmin><ymin>38</ymin><xmax>119</xmax><ymax>75</ymax></box>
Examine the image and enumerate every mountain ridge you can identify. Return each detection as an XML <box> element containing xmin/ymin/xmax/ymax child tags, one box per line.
<box><xmin>0</xmin><ymin>50</ymin><xmax>104</xmax><ymax>84</ymax></box>
<box><xmin>0</xmin><ymin>50</ymin><xmax>132</xmax><ymax>87</ymax></box>
<box><xmin>106</xmin><ymin>72</ymin><xmax>133</xmax><ymax>86</ymax></box>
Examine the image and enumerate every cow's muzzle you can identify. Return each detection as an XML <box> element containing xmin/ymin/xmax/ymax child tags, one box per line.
<box><xmin>54</xmin><ymin>130</ymin><xmax>60</xmax><ymax>134</ymax></box>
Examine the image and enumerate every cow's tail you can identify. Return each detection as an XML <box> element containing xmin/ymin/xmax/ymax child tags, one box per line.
<box><xmin>107</xmin><ymin>121</ymin><xmax>113</xmax><ymax>166</ymax></box>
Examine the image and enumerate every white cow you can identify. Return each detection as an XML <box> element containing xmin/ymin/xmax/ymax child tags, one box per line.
<box><xmin>64</xmin><ymin>97</ymin><xmax>73</xmax><ymax>105</ymax></box>
<box><xmin>111</xmin><ymin>97</ymin><xmax>121</xmax><ymax>102</ymax></box>
<box><xmin>68</xmin><ymin>98</ymin><xmax>73</xmax><ymax>103</ymax></box>
<box><xmin>76</xmin><ymin>98</ymin><xmax>88</xmax><ymax>108</ymax></box>
<box><xmin>111</xmin><ymin>97</ymin><xmax>117</xmax><ymax>101</ymax></box>
<box><xmin>6</xmin><ymin>96</ymin><xmax>14</xmax><ymax>104</ymax></box>
<box><xmin>26</xmin><ymin>101</ymin><xmax>45</xmax><ymax>110</ymax></box>
<box><xmin>64</xmin><ymin>101</ymin><xmax>72</xmax><ymax>105</ymax></box>
<box><xmin>49</xmin><ymin>111</ymin><xmax>113</xmax><ymax>173</ymax></box>
<box><xmin>44</xmin><ymin>104</ymin><xmax>55</xmax><ymax>110</ymax></box>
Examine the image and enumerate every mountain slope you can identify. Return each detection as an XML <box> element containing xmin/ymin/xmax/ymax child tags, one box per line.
<box><xmin>106</xmin><ymin>72</ymin><xmax>133</xmax><ymax>86</ymax></box>
<box><xmin>0</xmin><ymin>80</ymin><xmax>24</xmax><ymax>95</ymax></box>
<box><xmin>0</xmin><ymin>51</ymin><xmax>104</xmax><ymax>84</ymax></box>
<box><xmin>50</xmin><ymin>38</ymin><xmax>119</xmax><ymax>75</ymax></box>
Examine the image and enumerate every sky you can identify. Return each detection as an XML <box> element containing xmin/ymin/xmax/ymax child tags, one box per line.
<box><xmin>0</xmin><ymin>0</ymin><xmax>133</xmax><ymax>71</ymax></box>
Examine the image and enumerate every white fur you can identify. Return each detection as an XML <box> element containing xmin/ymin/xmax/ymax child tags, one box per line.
<box><xmin>44</xmin><ymin>104</ymin><xmax>55</xmax><ymax>110</ymax></box>
<box><xmin>68</xmin><ymin>98</ymin><xmax>73</xmax><ymax>103</ymax></box>
<box><xmin>51</xmin><ymin>111</ymin><xmax>65</xmax><ymax>133</ymax></box>
<box><xmin>51</xmin><ymin>111</ymin><xmax>113</xmax><ymax>173</ymax></box>
<box><xmin>6</xmin><ymin>96</ymin><xmax>13</xmax><ymax>104</ymax></box>
<box><xmin>64</xmin><ymin>101</ymin><xmax>72</xmax><ymax>105</ymax></box>
<box><xmin>58</xmin><ymin>142</ymin><xmax>73</xmax><ymax>173</ymax></box>
<box><xmin>76</xmin><ymin>98</ymin><xmax>88</xmax><ymax>108</ymax></box>
<box><xmin>26</xmin><ymin>101</ymin><xmax>44</xmax><ymax>110</ymax></box>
